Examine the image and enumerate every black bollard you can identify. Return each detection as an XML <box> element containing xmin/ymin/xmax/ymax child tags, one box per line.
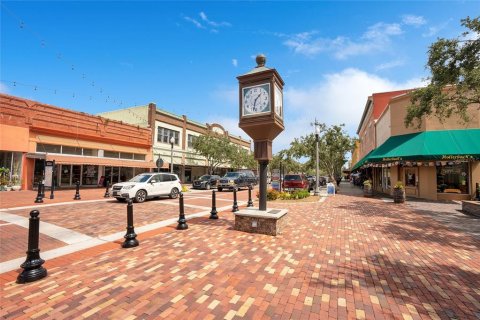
<box><xmin>476</xmin><ymin>183</ymin><xmax>479</xmax><ymax>201</ymax></box>
<box><xmin>73</xmin><ymin>180</ymin><xmax>81</xmax><ymax>200</ymax></box>
<box><xmin>104</xmin><ymin>180</ymin><xmax>110</xmax><ymax>198</ymax></box>
<box><xmin>209</xmin><ymin>190</ymin><xmax>218</xmax><ymax>219</ymax></box>
<box><xmin>177</xmin><ymin>193</ymin><xmax>188</xmax><ymax>230</ymax></box>
<box><xmin>122</xmin><ymin>199</ymin><xmax>139</xmax><ymax>248</ymax></box>
<box><xmin>40</xmin><ymin>182</ymin><xmax>45</xmax><ymax>199</ymax></box>
<box><xmin>34</xmin><ymin>183</ymin><xmax>43</xmax><ymax>203</ymax></box>
<box><xmin>49</xmin><ymin>182</ymin><xmax>55</xmax><ymax>200</ymax></box>
<box><xmin>17</xmin><ymin>210</ymin><xmax>47</xmax><ymax>283</ymax></box>
<box><xmin>247</xmin><ymin>185</ymin><xmax>254</xmax><ymax>207</ymax></box>
<box><xmin>232</xmin><ymin>187</ymin><xmax>239</xmax><ymax>212</ymax></box>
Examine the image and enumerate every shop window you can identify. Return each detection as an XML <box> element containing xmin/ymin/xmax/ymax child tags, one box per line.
<box><xmin>104</xmin><ymin>150</ymin><xmax>120</xmax><ymax>158</ymax></box>
<box><xmin>134</xmin><ymin>154</ymin><xmax>146</xmax><ymax>161</ymax></box>
<box><xmin>382</xmin><ymin>168</ymin><xmax>391</xmax><ymax>190</ymax></box>
<box><xmin>187</xmin><ymin>134</ymin><xmax>197</xmax><ymax>148</ymax></box>
<box><xmin>120</xmin><ymin>152</ymin><xmax>133</xmax><ymax>160</ymax></box>
<box><xmin>83</xmin><ymin>148</ymin><xmax>98</xmax><ymax>156</ymax></box>
<box><xmin>0</xmin><ymin>151</ymin><xmax>22</xmax><ymax>184</ymax></box>
<box><xmin>436</xmin><ymin>162</ymin><xmax>469</xmax><ymax>194</ymax></box>
<box><xmin>405</xmin><ymin>168</ymin><xmax>416</xmax><ymax>187</ymax></box>
<box><xmin>36</xmin><ymin>143</ymin><xmax>61</xmax><ymax>154</ymax></box>
<box><xmin>82</xmin><ymin>165</ymin><xmax>98</xmax><ymax>185</ymax></box>
<box><xmin>62</xmin><ymin>146</ymin><xmax>83</xmax><ymax>155</ymax></box>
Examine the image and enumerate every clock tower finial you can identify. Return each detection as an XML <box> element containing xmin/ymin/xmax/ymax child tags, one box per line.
<box><xmin>256</xmin><ymin>54</ymin><xmax>266</xmax><ymax>67</ymax></box>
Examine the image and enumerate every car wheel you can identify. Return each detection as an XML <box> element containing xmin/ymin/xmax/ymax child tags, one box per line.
<box><xmin>169</xmin><ymin>187</ymin><xmax>179</xmax><ymax>199</ymax></box>
<box><xmin>134</xmin><ymin>190</ymin><xmax>147</xmax><ymax>203</ymax></box>
<box><xmin>206</xmin><ymin>183</ymin><xmax>210</xmax><ymax>190</ymax></box>
<box><xmin>116</xmin><ymin>198</ymin><xmax>126</xmax><ymax>202</ymax></box>
<box><xmin>218</xmin><ymin>187</ymin><xmax>223</xmax><ymax>192</ymax></box>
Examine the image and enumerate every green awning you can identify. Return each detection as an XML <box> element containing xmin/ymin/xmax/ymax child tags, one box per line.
<box><xmin>368</xmin><ymin>129</ymin><xmax>480</xmax><ymax>163</ymax></box>
<box><xmin>351</xmin><ymin>149</ymin><xmax>375</xmax><ymax>171</ymax></box>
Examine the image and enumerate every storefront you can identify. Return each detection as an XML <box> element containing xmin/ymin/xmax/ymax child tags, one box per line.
<box><xmin>358</xmin><ymin>129</ymin><xmax>480</xmax><ymax>201</ymax></box>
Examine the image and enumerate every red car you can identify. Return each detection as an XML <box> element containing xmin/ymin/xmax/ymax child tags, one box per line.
<box><xmin>282</xmin><ymin>174</ymin><xmax>309</xmax><ymax>191</ymax></box>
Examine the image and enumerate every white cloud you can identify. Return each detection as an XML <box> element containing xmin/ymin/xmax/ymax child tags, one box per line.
<box><xmin>0</xmin><ymin>82</ymin><xmax>9</xmax><ymax>93</ymax></box>
<box><xmin>282</xmin><ymin>22</ymin><xmax>403</xmax><ymax>59</ymax></box>
<box><xmin>210</xmin><ymin>86</ymin><xmax>237</xmax><ymax>105</ymax></box>
<box><xmin>374</xmin><ymin>59</ymin><xmax>406</xmax><ymax>71</ymax></box>
<box><xmin>184</xmin><ymin>16</ymin><xmax>205</xmax><ymax>29</ymax></box>
<box><xmin>232</xmin><ymin>59</ymin><xmax>238</xmax><ymax>67</ymax></box>
<box><xmin>199</xmin><ymin>11</ymin><xmax>231</xmax><ymax>28</ymax></box>
<box><xmin>422</xmin><ymin>20</ymin><xmax>451</xmax><ymax>37</ymax></box>
<box><xmin>401</xmin><ymin>14</ymin><xmax>427</xmax><ymax>27</ymax></box>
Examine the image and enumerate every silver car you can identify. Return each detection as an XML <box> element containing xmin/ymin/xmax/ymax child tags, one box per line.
<box><xmin>112</xmin><ymin>172</ymin><xmax>182</xmax><ymax>203</ymax></box>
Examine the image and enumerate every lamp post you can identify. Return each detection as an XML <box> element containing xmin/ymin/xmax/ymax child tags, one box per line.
<box><xmin>314</xmin><ymin>120</ymin><xmax>320</xmax><ymax>196</ymax></box>
<box><xmin>169</xmin><ymin>136</ymin><xmax>175</xmax><ymax>174</ymax></box>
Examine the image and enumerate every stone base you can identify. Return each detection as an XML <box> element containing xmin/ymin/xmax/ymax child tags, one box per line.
<box><xmin>234</xmin><ymin>208</ymin><xmax>288</xmax><ymax>236</ymax></box>
<box><xmin>462</xmin><ymin>201</ymin><xmax>480</xmax><ymax>217</ymax></box>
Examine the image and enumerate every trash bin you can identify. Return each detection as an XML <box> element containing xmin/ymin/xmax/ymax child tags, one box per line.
<box><xmin>327</xmin><ymin>183</ymin><xmax>335</xmax><ymax>196</ymax></box>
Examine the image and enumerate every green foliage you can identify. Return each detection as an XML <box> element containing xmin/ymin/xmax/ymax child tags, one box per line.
<box><xmin>289</xmin><ymin>124</ymin><xmax>354</xmax><ymax>185</ymax></box>
<box><xmin>181</xmin><ymin>185</ymin><xmax>189</xmax><ymax>193</ymax></box>
<box><xmin>266</xmin><ymin>189</ymin><xmax>279</xmax><ymax>200</ymax></box>
<box><xmin>259</xmin><ymin>189</ymin><xmax>310</xmax><ymax>201</ymax></box>
<box><xmin>269</xmin><ymin>150</ymin><xmax>304</xmax><ymax>174</ymax></box>
<box><xmin>406</xmin><ymin>16</ymin><xmax>480</xmax><ymax>127</ymax></box>
<box><xmin>192</xmin><ymin>133</ymin><xmax>234</xmax><ymax>174</ymax></box>
<box><xmin>0</xmin><ymin>167</ymin><xmax>10</xmax><ymax>186</ymax></box>
<box><xmin>229</xmin><ymin>145</ymin><xmax>256</xmax><ymax>171</ymax></box>
<box><xmin>393</xmin><ymin>181</ymin><xmax>404</xmax><ymax>189</ymax></box>
<box><xmin>363</xmin><ymin>180</ymin><xmax>372</xmax><ymax>187</ymax></box>
<box><xmin>289</xmin><ymin>189</ymin><xmax>310</xmax><ymax>199</ymax></box>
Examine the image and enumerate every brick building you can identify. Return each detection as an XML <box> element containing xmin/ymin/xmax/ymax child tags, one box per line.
<box><xmin>0</xmin><ymin>94</ymin><xmax>154</xmax><ymax>190</ymax></box>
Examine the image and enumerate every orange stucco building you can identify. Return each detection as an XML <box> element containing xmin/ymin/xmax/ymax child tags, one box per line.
<box><xmin>0</xmin><ymin>94</ymin><xmax>155</xmax><ymax>190</ymax></box>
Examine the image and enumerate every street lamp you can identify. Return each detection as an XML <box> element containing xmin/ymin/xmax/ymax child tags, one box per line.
<box><xmin>170</xmin><ymin>136</ymin><xmax>175</xmax><ymax>174</ymax></box>
<box><xmin>314</xmin><ymin>121</ymin><xmax>320</xmax><ymax>196</ymax></box>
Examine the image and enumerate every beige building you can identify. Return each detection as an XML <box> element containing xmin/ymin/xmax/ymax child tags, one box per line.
<box><xmin>98</xmin><ymin>103</ymin><xmax>252</xmax><ymax>182</ymax></box>
<box><xmin>352</xmin><ymin>90</ymin><xmax>480</xmax><ymax>201</ymax></box>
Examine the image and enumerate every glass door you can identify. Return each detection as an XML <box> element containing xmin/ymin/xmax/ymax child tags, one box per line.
<box><xmin>60</xmin><ymin>165</ymin><xmax>71</xmax><ymax>186</ymax></box>
<box><xmin>72</xmin><ymin>165</ymin><xmax>82</xmax><ymax>185</ymax></box>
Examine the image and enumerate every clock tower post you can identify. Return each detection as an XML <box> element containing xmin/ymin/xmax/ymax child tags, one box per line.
<box><xmin>237</xmin><ymin>54</ymin><xmax>284</xmax><ymax>211</ymax></box>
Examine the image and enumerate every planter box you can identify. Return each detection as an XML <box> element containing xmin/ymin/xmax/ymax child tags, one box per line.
<box><xmin>393</xmin><ymin>188</ymin><xmax>405</xmax><ymax>203</ymax></box>
<box><xmin>234</xmin><ymin>208</ymin><xmax>288</xmax><ymax>236</ymax></box>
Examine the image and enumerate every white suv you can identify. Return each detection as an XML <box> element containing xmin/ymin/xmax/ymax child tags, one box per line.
<box><xmin>111</xmin><ymin>172</ymin><xmax>182</xmax><ymax>203</ymax></box>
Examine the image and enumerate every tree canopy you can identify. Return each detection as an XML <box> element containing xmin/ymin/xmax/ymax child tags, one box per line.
<box><xmin>288</xmin><ymin>123</ymin><xmax>354</xmax><ymax>184</ymax></box>
<box><xmin>192</xmin><ymin>133</ymin><xmax>233</xmax><ymax>174</ymax></box>
<box><xmin>405</xmin><ymin>16</ymin><xmax>480</xmax><ymax>127</ymax></box>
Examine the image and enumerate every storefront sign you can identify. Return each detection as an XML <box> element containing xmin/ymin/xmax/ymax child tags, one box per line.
<box><xmin>272</xmin><ymin>169</ymin><xmax>280</xmax><ymax>181</ymax></box>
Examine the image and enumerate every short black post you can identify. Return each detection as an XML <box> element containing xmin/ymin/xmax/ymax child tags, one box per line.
<box><xmin>122</xmin><ymin>199</ymin><xmax>139</xmax><ymax>248</ymax></box>
<box><xmin>49</xmin><ymin>180</ymin><xmax>55</xmax><ymax>200</ymax></box>
<box><xmin>232</xmin><ymin>188</ymin><xmax>239</xmax><ymax>212</ymax></box>
<box><xmin>34</xmin><ymin>183</ymin><xmax>43</xmax><ymax>203</ymax></box>
<box><xmin>247</xmin><ymin>185</ymin><xmax>254</xmax><ymax>207</ymax></box>
<box><xmin>73</xmin><ymin>180</ymin><xmax>81</xmax><ymax>200</ymax></box>
<box><xmin>476</xmin><ymin>182</ymin><xmax>479</xmax><ymax>201</ymax></box>
<box><xmin>104</xmin><ymin>180</ymin><xmax>110</xmax><ymax>198</ymax></box>
<box><xmin>17</xmin><ymin>210</ymin><xmax>47</xmax><ymax>284</ymax></box>
<box><xmin>209</xmin><ymin>190</ymin><xmax>218</xmax><ymax>219</ymax></box>
<box><xmin>177</xmin><ymin>193</ymin><xmax>188</xmax><ymax>230</ymax></box>
<box><xmin>40</xmin><ymin>182</ymin><xmax>45</xmax><ymax>199</ymax></box>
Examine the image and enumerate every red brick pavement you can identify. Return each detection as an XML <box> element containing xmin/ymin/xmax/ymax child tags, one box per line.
<box><xmin>1</xmin><ymin>190</ymin><xmax>479</xmax><ymax>319</ymax></box>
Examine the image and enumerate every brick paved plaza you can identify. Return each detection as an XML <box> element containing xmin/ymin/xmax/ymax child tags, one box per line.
<box><xmin>1</xmin><ymin>184</ymin><xmax>479</xmax><ymax>319</ymax></box>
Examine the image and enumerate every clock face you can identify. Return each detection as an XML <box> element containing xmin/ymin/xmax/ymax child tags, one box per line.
<box><xmin>242</xmin><ymin>84</ymin><xmax>270</xmax><ymax>116</ymax></box>
<box><xmin>274</xmin><ymin>84</ymin><xmax>283</xmax><ymax>118</ymax></box>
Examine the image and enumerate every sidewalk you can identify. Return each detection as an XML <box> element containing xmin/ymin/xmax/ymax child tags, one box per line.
<box><xmin>1</xmin><ymin>184</ymin><xmax>479</xmax><ymax>319</ymax></box>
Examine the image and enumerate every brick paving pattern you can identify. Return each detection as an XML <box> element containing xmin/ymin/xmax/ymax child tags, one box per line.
<box><xmin>1</xmin><ymin>184</ymin><xmax>479</xmax><ymax>319</ymax></box>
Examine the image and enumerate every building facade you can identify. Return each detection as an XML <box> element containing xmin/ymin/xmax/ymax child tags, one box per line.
<box><xmin>352</xmin><ymin>90</ymin><xmax>480</xmax><ymax>201</ymax></box>
<box><xmin>98</xmin><ymin>103</ymin><xmax>252</xmax><ymax>183</ymax></box>
<box><xmin>0</xmin><ymin>94</ymin><xmax>155</xmax><ymax>190</ymax></box>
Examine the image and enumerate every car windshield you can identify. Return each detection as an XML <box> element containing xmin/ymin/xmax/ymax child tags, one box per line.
<box><xmin>129</xmin><ymin>174</ymin><xmax>152</xmax><ymax>183</ymax></box>
<box><xmin>199</xmin><ymin>175</ymin><xmax>211</xmax><ymax>181</ymax></box>
<box><xmin>285</xmin><ymin>175</ymin><xmax>301</xmax><ymax>181</ymax></box>
<box><xmin>224</xmin><ymin>172</ymin><xmax>240</xmax><ymax>178</ymax></box>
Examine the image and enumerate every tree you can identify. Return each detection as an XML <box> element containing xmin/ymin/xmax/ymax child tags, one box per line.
<box><xmin>229</xmin><ymin>146</ymin><xmax>256</xmax><ymax>170</ymax></box>
<box><xmin>270</xmin><ymin>150</ymin><xmax>304</xmax><ymax>174</ymax></box>
<box><xmin>192</xmin><ymin>133</ymin><xmax>234</xmax><ymax>174</ymax></box>
<box><xmin>405</xmin><ymin>16</ymin><xmax>480</xmax><ymax>127</ymax></box>
<box><xmin>289</xmin><ymin>124</ymin><xmax>354</xmax><ymax>185</ymax></box>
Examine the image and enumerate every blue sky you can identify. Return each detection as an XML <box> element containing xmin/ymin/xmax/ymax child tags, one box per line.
<box><xmin>1</xmin><ymin>1</ymin><xmax>478</xmax><ymax>152</ymax></box>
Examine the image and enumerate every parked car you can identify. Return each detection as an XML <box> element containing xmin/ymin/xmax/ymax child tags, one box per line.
<box><xmin>192</xmin><ymin>175</ymin><xmax>221</xmax><ymax>190</ymax></box>
<box><xmin>282</xmin><ymin>174</ymin><xmax>309</xmax><ymax>191</ymax></box>
<box><xmin>217</xmin><ymin>171</ymin><xmax>257</xmax><ymax>191</ymax></box>
<box><xmin>111</xmin><ymin>172</ymin><xmax>182</xmax><ymax>203</ymax></box>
